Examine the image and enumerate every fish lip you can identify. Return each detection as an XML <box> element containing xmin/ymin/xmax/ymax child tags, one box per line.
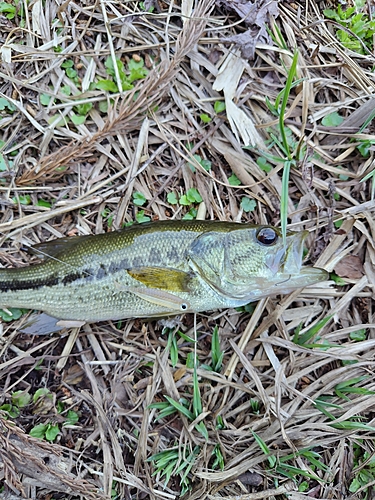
<box><xmin>291</xmin><ymin>230</ymin><xmax>308</xmax><ymax>269</ymax></box>
<box><xmin>265</xmin><ymin>230</ymin><xmax>307</xmax><ymax>276</ymax></box>
<box><xmin>299</xmin><ymin>266</ymin><xmax>329</xmax><ymax>280</ymax></box>
<box><xmin>278</xmin><ymin>230</ymin><xmax>307</xmax><ymax>275</ymax></box>
<box><xmin>290</xmin><ymin>231</ymin><xmax>329</xmax><ymax>282</ymax></box>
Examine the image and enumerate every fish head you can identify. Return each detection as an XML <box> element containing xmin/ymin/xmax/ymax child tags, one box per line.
<box><xmin>188</xmin><ymin>226</ymin><xmax>328</xmax><ymax>301</ymax></box>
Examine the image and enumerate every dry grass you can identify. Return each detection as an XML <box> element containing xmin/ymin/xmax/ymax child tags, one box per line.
<box><xmin>0</xmin><ymin>0</ymin><xmax>375</xmax><ymax>498</ymax></box>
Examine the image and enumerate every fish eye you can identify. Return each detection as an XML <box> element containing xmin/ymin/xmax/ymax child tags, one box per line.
<box><xmin>256</xmin><ymin>227</ymin><xmax>278</xmax><ymax>246</ymax></box>
<box><xmin>181</xmin><ymin>303</ymin><xmax>188</xmax><ymax>311</ymax></box>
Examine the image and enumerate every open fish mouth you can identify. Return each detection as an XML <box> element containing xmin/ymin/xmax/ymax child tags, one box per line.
<box><xmin>266</xmin><ymin>231</ymin><xmax>307</xmax><ymax>276</ymax></box>
<box><xmin>280</xmin><ymin>231</ymin><xmax>328</xmax><ymax>286</ymax></box>
<box><xmin>271</xmin><ymin>230</ymin><xmax>328</xmax><ymax>286</ymax></box>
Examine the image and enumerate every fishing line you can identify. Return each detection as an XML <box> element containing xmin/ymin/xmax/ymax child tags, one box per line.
<box><xmin>21</xmin><ymin>244</ymin><xmax>97</xmax><ymax>279</ymax></box>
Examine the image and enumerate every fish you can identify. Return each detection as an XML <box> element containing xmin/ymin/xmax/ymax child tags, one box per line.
<box><xmin>0</xmin><ymin>220</ymin><xmax>328</xmax><ymax>324</ymax></box>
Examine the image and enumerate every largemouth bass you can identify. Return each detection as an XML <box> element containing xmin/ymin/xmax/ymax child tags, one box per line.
<box><xmin>0</xmin><ymin>221</ymin><xmax>327</xmax><ymax>322</ymax></box>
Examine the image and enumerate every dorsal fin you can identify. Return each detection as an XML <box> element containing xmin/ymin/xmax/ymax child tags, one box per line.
<box><xmin>30</xmin><ymin>236</ymin><xmax>86</xmax><ymax>259</ymax></box>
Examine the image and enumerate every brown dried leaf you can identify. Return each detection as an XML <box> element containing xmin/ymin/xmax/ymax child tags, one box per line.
<box><xmin>218</xmin><ymin>0</ymin><xmax>279</xmax><ymax>58</ymax></box>
<box><xmin>334</xmin><ymin>255</ymin><xmax>364</xmax><ymax>280</ymax></box>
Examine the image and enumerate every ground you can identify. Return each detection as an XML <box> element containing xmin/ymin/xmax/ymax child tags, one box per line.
<box><xmin>0</xmin><ymin>0</ymin><xmax>375</xmax><ymax>499</ymax></box>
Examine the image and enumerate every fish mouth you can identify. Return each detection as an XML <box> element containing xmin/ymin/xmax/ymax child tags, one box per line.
<box><xmin>273</xmin><ymin>230</ymin><xmax>328</xmax><ymax>284</ymax></box>
<box><xmin>299</xmin><ymin>266</ymin><xmax>329</xmax><ymax>282</ymax></box>
<box><xmin>284</xmin><ymin>230</ymin><xmax>307</xmax><ymax>274</ymax></box>
<box><xmin>282</xmin><ymin>231</ymin><xmax>328</xmax><ymax>285</ymax></box>
<box><xmin>266</xmin><ymin>230</ymin><xmax>307</xmax><ymax>276</ymax></box>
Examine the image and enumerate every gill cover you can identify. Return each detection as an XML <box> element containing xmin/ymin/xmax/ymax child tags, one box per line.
<box><xmin>187</xmin><ymin>228</ymin><xmax>280</xmax><ymax>299</ymax></box>
<box><xmin>187</xmin><ymin>227</ymin><xmax>314</xmax><ymax>300</ymax></box>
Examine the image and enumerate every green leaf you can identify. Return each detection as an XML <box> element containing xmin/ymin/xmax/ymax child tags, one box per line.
<box><xmin>280</xmin><ymin>160</ymin><xmax>292</xmax><ymax>246</ymax></box>
<box><xmin>214</xmin><ymin>101</ymin><xmax>226</xmax><ymax>114</ymax></box>
<box><xmin>0</xmin><ymin>308</ymin><xmax>28</xmax><ymax>322</ymax></box>
<box><xmin>167</xmin><ymin>192</ymin><xmax>178</xmax><ymax>204</ymax></box>
<box><xmin>12</xmin><ymin>194</ymin><xmax>31</xmax><ymax>205</ymax></box>
<box><xmin>357</xmin><ymin>139</ymin><xmax>375</xmax><ymax>158</ymax></box>
<box><xmin>0</xmin><ymin>154</ymin><xmax>7</xmax><ymax>171</ymax></box>
<box><xmin>30</xmin><ymin>423</ymin><xmax>48</xmax><ymax>439</ymax></box>
<box><xmin>186</xmin><ymin>188</ymin><xmax>202</xmax><ymax>203</ymax></box>
<box><xmin>70</xmin><ymin>114</ymin><xmax>86</xmax><ymax>125</ymax></box>
<box><xmin>349</xmin><ymin>478</ymin><xmax>361</xmax><ymax>493</ymax></box>
<box><xmin>0</xmin><ymin>404</ymin><xmax>19</xmax><ymax>418</ymax></box>
<box><xmin>66</xmin><ymin>68</ymin><xmax>77</xmax><ymax>79</ymax></box>
<box><xmin>240</xmin><ymin>197</ymin><xmax>256</xmax><ymax>212</ymax></box>
<box><xmin>33</xmin><ymin>388</ymin><xmax>52</xmax><ymax>403</ymax></box>
<box><xmin>60</xmin><ymin>85</ymin><xmax>71</xmax><ymax>96</ymax></box>
<box><xmin>135</xmin><ymin>210</ymin><xmax>150</xmax><ymax>223</ymax></box>
<box><xmin>182</xmin><ymin>208</ymin><xmax>197</xmax><ymax>220</ymax></box>
<box><xmin>64</xmin><ymin>410</ymin><xmax>79</xmax><ymax>426</ymax></box>
<box><xmin>128</xmin><ymin>58</ymin><xmax>148</xmax><ymax>82</ymax></box>
<box><xmin>61</xmin><ymin>59</ymin><xmax>73</xmax><ymax>68</ymax></box>
<box><xmin>40</xmin><ymin>94</ymin><xmax>52</xmax><ymax>106</ymax></box>
<box><xmin>323</xmin><ymin>9</ymin><xmax>341</xmax><ymax>21</ymax></box>
<box><xmin>256</xmin><ymin>156</ymin><xmax>272</xmax><ymax>173</ymax></box>
<box><xmin>200</xmin><ymin>158</ymin><xmax>212</xmax><ymax>171</ymax></box>
<box><xmin>164</xmin><ymin>395</ymin><xmax>194</xmax><ymax>420</ymax></box>
<box><xmin>298</xmin><ymin>481</ymin><xmax>309</xmax><ymax>492</ymax></box>
<box><xmin>192</xmin><ymin>367</ymin><xmax>202</xmax><ymax>418</ymax></box>
<box><xmin>228</xmin><ymin>173</ymin><xmax>241</xmax><ymax>186</ymax></box>
<box><xmin>133</xmin><ymin>191</ymin><xmax>147</xmax><ymax>206</ymax></box>
<box><xmin>170</xmin><ymin>334</ymin><xmax>178</xmax><ymax>367</ymax></box>
<box><xmin>105</xmin><ymin>57</ymin><xmax>133</xmax><ymax>89</ymax></box>
<box><xmin>177</xmin><ymin>330</ymin><xmax>195</xmax><ymax>343</ymax></box>
<box><xmin>75</xmin><ymin>102</ymin><xmax>93</xmax><ymax>115</ymax></box>
<box><xmin>0</xmin><ymin>97</ymin><xmax>16</xmax><ymax>111</ymax></box>
<box><xmin>179</xmin><ymin>195</ymin><xmax>190</xmax><ymax>206</ymax></box>
<box><xmin>293</xmin><ymin>315</ymin><xmax>333</xmax><ymax>346</ymax></box>
<box><xmin>45</xmin><ymin>423</ymin><xmax>60</xmax><ymax>441</ymax></box>
<box><xmin>330</xmin><ymin>272</ymin><xmax>346</xmax><ymax>286</ymax></box>
<box><xmin>216</xmin><ymin>415</ymin><xmax>225</xmax><ymax>430</ymax></box>
<box><xmin>0</xmin><ymin>2</ymin><xmax>16</xmax><ymax>19</ymax></box>
<box><xmin>350</xmin><ymin>329</ymin><xmax>366</xmax><ymax>341</ymax></box>
<box><xmin>195</xmin><ymin>420</ymin><xmax>209</xmax><ymax>440</ymax></box>
<box><xmin>211</xmin><ymin>325</ymin><xmax>223</xmax><ymax>372</ymax></box>
<box><xmin>12</xmin><ymin>390</ymin><xmax>31</xmax><ymax>408</ymax></box>
<box><xmin>322</xmin><ymin>112</ymin><xmax>344</xmax><ymax>127</ymax></box>
<box><xmin>95</xmin><ymin>79</ymin><xmax>119</xmax><ymax>92</ymax></box>
<box><xmin>37</xmin><ymin>199</ymin><xmax>52</xmax><ymax>208</ymax></box>
<box><xmin>212</xmin><ymin>444</ymin><xmax>225</xmax><ymax>470</ymax></box>
<box><xmin>186</xmin><ymin>351</ymin><xmax>196</xmax><ymax>368</ymax></box>
<box><xmin>252</xmin><ymin>430</ymin><xmax>271</xmax><ymax>455</ymax></box>
<box><xmin>99</xmin><ymin>100</ymin><xmax>109</xmax><ymax>113</ymax></box>
<box><xmin>199</xmin><ymin>113</ymin><xmax>211</xmax><ymax>123</ymax></box>
<box><xmin>139</xmin><ymin>1</ymin><xmax>155</xmax><ymax>12</ymax></box>
<box><xmin>278</xmin><ymin>50</ymin><xmax>298</xmax><ymax>159</ymax></box>
<box><xmin>331</xmin><ymin>421</ymin><xmax>375</xmax><ymax>431</ymax></box>
<box><xmin>128</xmin><ymin>58</ymin><xmax>145</xmax><ymax>71</ymax></box>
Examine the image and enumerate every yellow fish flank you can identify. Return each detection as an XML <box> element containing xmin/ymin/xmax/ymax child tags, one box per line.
<box><xmin>0</xmin><ymin>221</ymin><xmax>327</xmax><ymax>322</ymax></box>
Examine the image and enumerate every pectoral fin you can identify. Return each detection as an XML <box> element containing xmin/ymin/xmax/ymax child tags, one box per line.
<box><xmin>128</xmin><ymin>287</ymin><xmax>191</xmax><ymax>312</ymax></box>
<box><xmin>127</xmin><ymin>267</ymin><xmax>191</xmax><ymax>292</ymax></box>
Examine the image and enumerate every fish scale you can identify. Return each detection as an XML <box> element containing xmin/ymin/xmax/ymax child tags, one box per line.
<box><xmin>0</xmin><ymin>220</ymin><xmax>328</xmax><ymax>322</ymax></box>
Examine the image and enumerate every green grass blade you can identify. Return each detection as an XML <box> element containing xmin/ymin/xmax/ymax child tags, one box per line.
<box><xmin>280</xmin><ymin>160</ymin><xmax>291</xmax><ymax>246</ymax></box>
<box><xmin>164</xmin><ymin>395</ymin><xmax>194</xmax><ymax>420</ymax></box>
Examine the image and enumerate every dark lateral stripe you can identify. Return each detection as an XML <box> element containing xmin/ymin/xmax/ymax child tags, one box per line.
<box><xmin>0</xmin><ymin>270</ymin><xmax>92</xmax><ymax>292</ymax></box>
<box><xmin>0</xmin><ymin>257</ymin><xmax>134</xmax><ymax>293</ymax></box>
<box><xmin>0</xmin><ymin>276</ymin><xmax>60</xmax><ymax>292</ymax></box>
